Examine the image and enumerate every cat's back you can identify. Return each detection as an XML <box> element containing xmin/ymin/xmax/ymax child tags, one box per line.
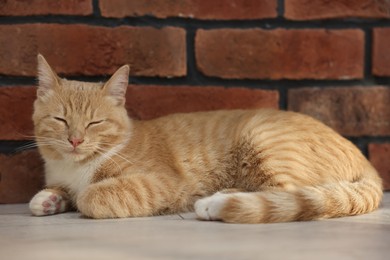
<box><xmin>141</xmin><ymin>109</ymin><xmax>274</xmax><ymax>134</ymax></box>
<box><xmin>132</xmin><ymin>108</ymin><xmax>346</xmax><ymax>142</ymax></box>
<box><xmin>128</xmin><ymin>108</ymin><xmax>345</xmax><ymax>161</ymax></box>
<box><xmin>140</xmin><ymin>108</ymin><xmax>339</xmax><ymax>138</ymax></box>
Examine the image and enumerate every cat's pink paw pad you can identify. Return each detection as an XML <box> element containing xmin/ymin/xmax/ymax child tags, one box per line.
<box><xmin>29</xmin><ymin>190</ymin><xmax>64</xmax><ymax>216</ymax></box>
<box><xmin>194</xmin><ymin>192</ymin><xmax>229</xmax><ymax>221</ymax></box>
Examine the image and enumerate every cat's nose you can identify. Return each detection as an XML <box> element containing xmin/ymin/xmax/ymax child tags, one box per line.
<box><xmin>68</xmin><ymin>137</ymin><xmax>84</xmax><ymax>148</ymax></box>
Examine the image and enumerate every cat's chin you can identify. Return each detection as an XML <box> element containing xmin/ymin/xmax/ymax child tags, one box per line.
<box><xmin>63</xmin><ymin>151</ymin><xmax>92</xmax><ymax>163</ymax></box>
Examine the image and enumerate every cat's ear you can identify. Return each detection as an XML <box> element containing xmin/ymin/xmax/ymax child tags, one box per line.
<box><xmin>37</xmin><ymin>54</ymin><xmax>59</xmax><ymax>100</ymax></box>
<box><xmin>103</xmin><ymin>65</ymin><xmax>129</xmax><ymax>106</ymax></box>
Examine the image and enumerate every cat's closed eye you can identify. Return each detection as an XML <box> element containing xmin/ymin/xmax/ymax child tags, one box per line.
<box><xmin>87</xmin><ymin>120</ymin><xmax>104</xmax><ymax>128</ymax></box>
<box><xmin>54</xmin><ymin>117</ymin><xmax>68</xmax><ymax>127</ymax></box>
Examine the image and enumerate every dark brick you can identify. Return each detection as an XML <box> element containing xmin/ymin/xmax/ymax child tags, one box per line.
<box><xmin>373</xmin><ymin>28</ymin><xmax>390</xmax><ymax>77</ymax></box>
<box><xmin>0</xmin><ymin>150</ymin><xmax>44</xmax><ymax>204</ymax></box>
<box><xmin>0</xmin><ymin>87</ymin><xmax>35</xmax><ymax>140</ymax></box>
<box><xmin>369</xmin><ymin>143</ymin><xmax>390</xmax><ymax>191</ymax></box>
<box><xmin>288</xmin><ymin>86</ymin><xmax>390</xmax><ymax>136</ymax></box>
<box><xmin>126</xmin><ymin>85</ymin><xmax>279</xmax><ymax>120</ymax></box>
<box><xmin>196</xmin><ymin>29</ymin><xmax>364</xmax><ymax>80</ymax></box>
<box><xmin>0</xmin><ymin>0</ymin><xmax>92</xmax><ymax>16</ymax></box>
<box><xmin>100</xmin><ymin>0</ymin><xmax>277</xmax><ymax>20</ymax></box>
<box><xmin>0</xmin><ymin>24</ymin><xmax>186</xmax><ymax>77</ymax></box>
<box><xmin>285</xmin><ymin>0</ymin><xmax>390</xmax><ymax>20</ymax></box>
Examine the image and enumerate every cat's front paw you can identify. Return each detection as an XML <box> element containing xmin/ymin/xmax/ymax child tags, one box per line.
<box><xmin>29</xmin><ymin>190</ymin><xmax>66</xmax><ymax>216</ymax></box>
<box><xmin>194</xmin><ymin>192</ymin><xmax>230</xmax><ymax>221</ymax></box>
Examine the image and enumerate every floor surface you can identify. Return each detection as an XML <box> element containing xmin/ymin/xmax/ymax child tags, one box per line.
<box><xmin>0</xmin><ymin>193</ymin><xmax>389</xmax><ymax>260</ymax></box>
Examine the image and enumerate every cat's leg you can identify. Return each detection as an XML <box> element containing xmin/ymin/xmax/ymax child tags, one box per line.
<box><xmin>77</xmin><ymin>173</ymin><xmax>190</xmax><ymax>219</ymax></box>
<box><xmin>194</xmin><ymin>191</ymin><xmax>279</xmax><ymax>222</ymax></box>
<box><xmin>194</xmin><ymin>191</ymin><xmax>232</xmax><ymax>221</ymax></box>
<box><xmin>195</xmin><ymin>186</ymin><xmax>295</xmax><ymax>222</ymax></box>
<box><xmin>29</xmin><ymin>188</ymin><xmax>71</xmax><ymax>216</ymax></box>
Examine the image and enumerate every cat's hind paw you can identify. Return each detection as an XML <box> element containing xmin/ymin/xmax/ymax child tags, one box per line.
<box><xmin>29</xmin><ymin>190</ymin><xmax>66</xmax><ymax>216</ymax></box>
<box><xmin>194</xmin><ymin>192</ymin><xmax>229</xmax><ymax>221</ymax></box>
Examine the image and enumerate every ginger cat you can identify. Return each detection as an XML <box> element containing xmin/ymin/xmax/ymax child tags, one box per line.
<box><xmin>29</xmin><ymin>55</ymin><xmax>383</xmax><ymax>223</ymax></box>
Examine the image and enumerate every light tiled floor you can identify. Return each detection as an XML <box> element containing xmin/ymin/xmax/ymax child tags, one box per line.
<box><xmin>0</xmin><ymin>193</ymin><xmax>389</xmax><ymax>260</ymax></box>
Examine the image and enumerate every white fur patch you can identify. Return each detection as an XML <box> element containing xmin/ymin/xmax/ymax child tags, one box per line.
<box><xmin>44</xmin><ymin>142</ymin><xmax>128</xmax><ymax>202</ymax></box>
<box><xmin>195</xmin><ymin>192</ymin><xmax>266</xmax><ymax>222</ymax></box>
<box><xmin>45</xmin><ymin>159</ymin><xmax>96</xmax><ymax>202</ymax></box>
<box><xmin>29</xmin><ymin>190</ymin><xmax>65</xmax><ymax>216</ymax></box>
<box><xmin>195</xmin><ymin>192</ymin><xmax>230</xmax><ymax>221</ymax></box>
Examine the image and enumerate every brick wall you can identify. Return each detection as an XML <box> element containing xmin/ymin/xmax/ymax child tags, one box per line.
<box><xmin>0</xmin><ymin>0</ymin><xmax>389</xmax><ymax>203</ymax></box>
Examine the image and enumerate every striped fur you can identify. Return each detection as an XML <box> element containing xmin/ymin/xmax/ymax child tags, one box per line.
<box><xmin>30</xmin><ymin>55</ymin><xmax>383</xmax><ymax>223</ymax></box>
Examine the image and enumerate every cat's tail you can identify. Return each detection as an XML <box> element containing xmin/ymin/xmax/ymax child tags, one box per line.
<box><xmin>195</xmin><ymin>166</ymin><xmax>383</xmax><ymax>224</ymax></box>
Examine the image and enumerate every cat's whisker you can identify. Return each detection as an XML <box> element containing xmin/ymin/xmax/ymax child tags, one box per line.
<box><xmin>34</xmin><ymin>142</ymin><xmax>65</xmax><ymax>147</ymax></box>
<box><xmin>20</xmin><ymin>134</ymin><xmax>54</xmax><ymax>140</ymax></box>
<box><xmin>15</xmin><ymin>142</ymin><xmax>39</xmax><ymax>152</ymax></box>
<box><xmin>77</xmin><ymin>142</ymin><xmax>126</xmax><ymax>170</ymax></box>
<box><xmin>93</xmin><ymin>142</ymin><xmax>134</xmax><ymax>164</ymax></box>
<box><xmin>95</xmin><ymin>146</ymin><xmax>131</xmax><ymax>164</ymax></box>
<box><xmin>30</xmin><ymin>136</ymin><xmax>71</xmax><ymax>147</ymax></box>
<box><xmin>96</xmin><ymin>146</ymin><xmax>134</xmax><ymax>165</ymax></box>
<box><xmin>16</xmin><ymin>139</ymin><xmax>63</xmax><ymax>150</ymax></box>
<box><xmin>33</xmin><ymin>139</ymin><xmax>72</xmax><ymax>152</ymax></box>
<box><xmin>94</xmin><ymin>148</ymin><xmax>123</xmax><ymax>175</ymax></box>
<box><xmin>16</xmin><ymin>143</ymin><xmax>57</xmax><ymax>153</ymax></box>
<box><xmin>15</xmin><ymin>133</ymin><xmax>36</xmax><ymax>140</ymax></box>
<box><xmin>14</xmin><ymin>135</ymin><xmax>65</xmax><ymax>153</ymax></box>
<box><xmin>16</xmin><ymin>146</ymin><xmax>35</xmax><ymax>151</ymax></box>
<box><xmin>36</xmin><ymin>137</ymin><xmax>69</xmax><ymax>144</ymax></box>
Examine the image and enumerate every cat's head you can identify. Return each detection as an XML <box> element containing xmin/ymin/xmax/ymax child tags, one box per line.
<box><xmin>33</xmin><ymin>54</ymin><xmax>132</xmax><ymax>162</ymax></box>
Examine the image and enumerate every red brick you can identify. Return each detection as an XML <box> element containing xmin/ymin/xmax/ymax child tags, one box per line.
<box><xmin>196</xmin><ymin>29</ymin><xmax>364</xmax><ymax>80</ymax></box>
<box><xmin>0</xmin><ymin>150</ymin><xmax>44</xmax><ymax>203</ymax></box>
<box><xmin>0</xmin><ymin>87</ymin><xmax>35</xmax><ymax>140</ymax></box>
<box><xmin>126</xmin><ymin>85</ymin><xmax>279</xmax><ymax>120</ymax></box>
<box><xmin>0</xmin><ymin>85</ymin><xmax>278</xmax><ymax>140</ymax></box>
<box><xmin>373</xmin><ymin>28</ymin><xmax>390</xmax><ymax>76</ymax></box>
<box><xmin>288</xmin><ymin>86</ymin><xmax>390</xmax><ymax>136</ymax></box>
<box><xmin>369</xmin><ymin>143</ymin><xmax>390</xmax><ymax>191</ymax></box>
<box><xmin>0</xmin><ymin>24</ymin><xmax>186</xmax><ymax>77</ymax></box>
<box><xmin>100</xmin><ymin>0</ymin><xmax>277</xmax><ymax>20</ymax></box>
<box><xmin>0</xmin><ymin>0</ymin><xmax>92</xmax><ymax>16</ymax></box>
<box><xmin>285</xmin><ymin>0</ymin><xmax>390</xmax><ymax>20</ymax></box>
